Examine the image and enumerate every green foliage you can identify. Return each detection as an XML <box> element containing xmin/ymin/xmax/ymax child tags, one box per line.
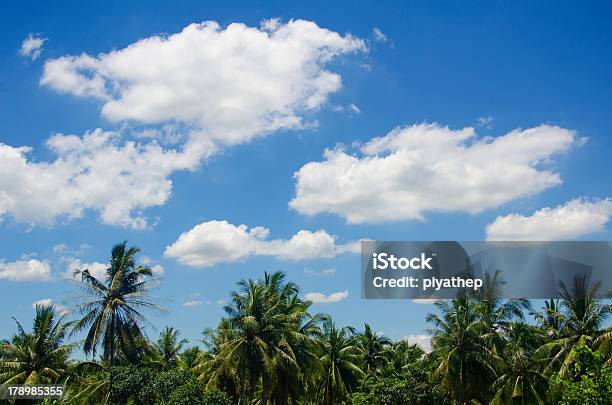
<box><xmin>108</xmin><ymin>365</ymin><xmax>155</xmax><ymax>404</ymax></box>
<box><xmin>140</xmin><ymin>368</ymin><xmax>193</xmax><ymax>404</ymax></box>
<box><xmin>350</xmin><ymin>367</ymin><xmax>449</xmax><ymax>405</ymax></box>
<box><xmin>549</xmin><ymin>345</ymin><xmax>612</xmax><ymax>405</ymax></box>
<box><xmin>166</xmin><ymin>382</ymin><xmax>231</xmax><ymax>405</ymax></box>
<box><xmin>0</xmin><ymin>305</ymin><xmax>73</xmax><ymax>385</ymax></box>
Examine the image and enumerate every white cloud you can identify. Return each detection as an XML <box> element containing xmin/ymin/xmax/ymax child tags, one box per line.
<box><xmin>486</xmin><ymin>198</ymin><xmax>612</xmax><ymax>241</ymax></box>
<box><xmin>348</xmin><ymin>103</ymin><xmax>361</xmax><ymax>114</ymax></box>
<box><xmin>20</xmin><ymin>34</ymin><xmax>47</xmax><ymax>61</ymax></box>
<box><xmin>0</xmin><ymin>129</ymin><xmax>213</xmax><ymax>228</ymax></box>
<box><xmin>216</xmin><ymin>299</ymin><xmax>228</xmax><ymax>306</ymax></box>
<box><xmin>0</xmin><ymin>259</ymin><xmax>51</xmax><ymax>282</ymax></box>
<box><xmin>304</xmin><ymin>290</ymin><xmax>348</xmax><ymax>304</ymax></box>
<box><xmin>403</xmin><ymin>334</ymin><xmax>432</xmax><ymax>352</ymax></box>
<box><xmin>477</xmin><ymin>116</ymin><xmax>493</xmax><ymax>129</ymax></box>
<box><xmin>290</xmin><ymin>123</ymin><xmax>580</xmax><ymax>223</ymax></box>
<box><xmin>304</xmin><ymin>267</ymin><xmax>336</xmax><ymax>276</ymax></box>
<box><xmin>41</xmin><ymin>19</ymin><xmax>366</xmax><ymax>145</ymax></box>
<box><xmin>183</xmin><ymin>300</ymin><xmax>207</xmax><ymax>307</ymax></box>
<box><xmin>412</xmin><ymin>298</ymin><xmax>441</xmax><ymax>304</ymax></box>
<box><xmin>372</xmin><ymin>28</ymin><xmax>388</xmax><ymax>43</ymax></box>
<box><xmin>150</xmin><ymin>264</ymin><xmax>165</xmax><ymax>276</ymax></box>
<box><xmin>164</xmin><ymin>220</ymin><xmax>360</xmax><ymax>268</ymax></box>
<box><xmin>64</xmin><ymin>259</ymin><xmax>107</xmax><ymax>281</ymax></box>
<box><xmin>31</xmin><ymin>298</ymin><xmax>69</xmax><ymax>314</ymax></box>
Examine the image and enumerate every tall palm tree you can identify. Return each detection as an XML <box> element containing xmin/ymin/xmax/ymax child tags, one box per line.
<box><xmin>538</xmin><ymin>275</ymin><xmax>611</xmax><ymax>376</ymax></box>
<box><xmin>71</xmin><ymin>241</ymin><xmax>159</xmax><ymax>391</ymax></box>
<box><xmin>179</xmin><ymin>346</ymin><xmax>202</xmax><ymax>370</ymax></box>
<box><xmin>473</xmin><ymin>270</ymin><xmax>531</xmax><ymax>354</ymax></box>
<box><xmin>208</xmin><ymin>271</ymin><xmax>313</xmax><ymax>404</ymax></box>
<box><xmin>380</xmin><ymin>340</ymin><xmax>424</xmax><ymax>377</ymax></box>
<box><xmin>0</xmin><ymin>305</ymin><xmax>74</xmax><ymax>384</ymax></box>
<box><xmin>533</xmin><ymin>299</ymin><xmax>563</xmax><ymax>339</ymax></box>
<box><xmin>426</xmin><ymin>293</ymin><xmax>499</xmax><ymax>404</ymax></box>
<box><xmin>491</xmin><ymin>323</ymin><xmax>548</xmax><ymax>404</ymax></box>
<box><xmin>154</xmin><ymin>326</ymin><xmax>187</xmax><ymax>370</ymax></box>
<box><xmin>356</xmin><ymin>323</ymin><xmax>391</xmax><ymax>375</ymax></box>
<box><xmin>317</xmin><ymin>319</ymin><xmax>364</xmax><ymax>405</ymax></box>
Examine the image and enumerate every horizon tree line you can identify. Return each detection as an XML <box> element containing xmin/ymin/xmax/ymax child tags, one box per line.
<box><xmin>1</xmin><ymin>241</ymin><xmax>610</xmax><ymax>404</ymax></box>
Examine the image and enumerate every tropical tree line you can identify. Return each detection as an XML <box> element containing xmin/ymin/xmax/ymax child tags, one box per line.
<box><xmin>0</xmin><ymin>242</ymin><xmax>610</xmax><ymax>404</ymax></box>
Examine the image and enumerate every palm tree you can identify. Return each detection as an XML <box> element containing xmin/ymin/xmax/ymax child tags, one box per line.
<box><xmin>491</xmin><ymin>323</ymin><xmax>548</xmax><ymax>404</ymax></box>
<box><xmin>356</xmin><ymin>323</ymin><xmax>391</xmax><ymax>375</ymax></box>
<box><xmin>538</xmin><ymin>275</ymin><xmax>611</xmax><ymax>376</ymax></box>
<box><xmin>179</xmin><ymin>346</ymin><xmax>202</xmax><ymax>370</ymax></box>
<box><xmin>0</xmin><ymin>305</ymin><xmax>74</xmax><ymax>384</ymax></box>
<box><xmin>71</xmin><ymin>241</ymin><xmax>159</xmax><ymax>392</ymax></box>
<box><xmin>207</xmin><ymin>271</ymin><xmax>314</xmax><ymax>404</ymax></box>
<box><xmin>426</xmin><ymin>293</ymin><xmax>499</xmax><ymax>404</ymax></box>
<box><xmin>317</xmin><ymin>319</ymin><xmax>364</xmax><ymax>405</ymax></box>
<box><xmin>153</xmin><ymin>326</ymin><xmax>187</xmax><ymax>370</ymax></box>
<box><xmin>473</xmin><ymin>270</ymin><xmax>531</xmax><ymax>354</ymax></box>
<box><xmin>533</xmin><ymin>299</ymin><xmax>563</xmax><ymax>339</ymax></box>
<box><xmin>380</xmin><ymin>340</ymin><xmax>424</xmax><ymax>377</ymax></box>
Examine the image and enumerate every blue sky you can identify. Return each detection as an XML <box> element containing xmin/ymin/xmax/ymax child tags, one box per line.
<box><xmin>1</xmin><ymin>1</ymin><xmax>612</xmax><ymax>352</ymax></box>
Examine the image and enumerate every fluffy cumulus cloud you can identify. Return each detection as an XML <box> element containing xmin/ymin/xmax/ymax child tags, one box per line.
<box><xmin>20</xmin><ymin>33</ymin><xmax>47</xmax><ymax>60</ymax></box>
<box><xmin>164</xmin><ymin>220</ymin><xmax>360</xmax><ymax>268</ymax></box>
<box><xmin>0</xmin><ymin>259</ymin><xmax>51</xmax><ymax>282</ymax></box>
<box><xmin>64</xmin><ymin>259</ymin><xmax>108</xmax><ymax>281</ymax></box>
<box><xmin>0</xmin><ymin>129</ymin><xmax>213</xmax><ymax>228</ymax></box>
<box><xmin>304</xmin><ymin>290</ymin><xmax>348</xmax><ymax>304</ymax></box>
<box><xmin>291</xmin><ymin>123</ymin><xmax>581</xmax><ymax>223</ymax></box>
<box><xmin>31</xmin><ymin>298</ymin><xmax>69</xmax><ymax>314</ymax></box>
<box><xmin>404</xmin><ymin>334</ymin><xmax>432</xmax><ymax>352</ymax></box>
<box><xmin>41</xmin><ymin>19</ymin><xmax>366</xmax><ymax>145</ymax></box>
<box><xmin>486</xmin><ymin>198</ymin><xmax>612</xmax><ymax>241</ymax></box>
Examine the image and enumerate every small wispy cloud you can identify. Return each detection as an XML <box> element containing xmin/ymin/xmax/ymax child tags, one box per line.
<box><xmin>304</xmin><ymin>290</ymin><xmax>348</xmax><ymax>304</ymax></box>
<box><xmin>20</xmin><ymin>33</ymin><xmax>47</xmax><ymax>61</ymax></box>
<box><xmin>372</xmin><ymin>27</ymin><xmax>388</xmax><ymax>43</ymax></box>
<box><xmin>183</xmin><ymin>300</ymin><xmax>208</xmax><ymax>307</ymax></box>
<box><xmin>304</xmin><ymin>267</ymin><xmax>336</xmax><ymax>276</ymax></box>
<box><xmin>476</xmin><ymin>116</ymin><xmax>493</xmax><ymax>129</ymax></box>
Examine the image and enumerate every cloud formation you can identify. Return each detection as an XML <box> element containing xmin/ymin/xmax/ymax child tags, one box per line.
<box><xmin>0</xmin><ymin>129</ymin><xmax>213</xmax><ymax>228</ymax></box>
<box><xmin>404</xmin><ymin>334</ymin><xmax>432</xmax><ymax>352</ymax></box>
<box><xmin>20</xmin><ymin>34</ymin><xmax>47</xmax><ymax>60</ymax></box>
<box><xmin>164</xmin><ymin>220</ymin><xmax>360</xmax><ymax>268</ymax></box>
<box><xmin>304</xmin><ymin>290</ymin><xmax>348</xmax><ymax>304</ymax></box>
<box><xmin>0</xmin><ymin>259</ymin><xmax>51</xmax><ymax>282</ymax></box>
<box><xmin>41</xmin><ymin>19</ymin><xmax>366</xmax><ymax>145</ymax></box>
<box><xmin>291</xmin><ymin>123</ymin><xmax>580</xmax><ymax>223</ymax></box>
<box><xmin>486</xmin><ymin>198</ymin><xmax>612</xmax><ymax>241</ymax></box>
<box><xmin>31</xmin><ymin>298</ymin><xmax>69</xmax><ymax>314</ymax></box>
<box><xmin>64</xmin><ymin>259</ymin><xmax>108</xmax><ymax>281</ymax></box>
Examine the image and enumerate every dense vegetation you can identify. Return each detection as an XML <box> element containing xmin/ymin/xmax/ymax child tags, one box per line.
<box><xmin>1</xmin><ymin>242</ymin><xmax>610</xmax><ymax>404</ymax></box>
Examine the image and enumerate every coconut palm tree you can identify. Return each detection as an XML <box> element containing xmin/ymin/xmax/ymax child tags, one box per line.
<box><xmin>0</xmin><ymin>305</ymin><xmax>74</xmax><ymax>384</ymax></box>
<box><xmin>179</xmin><ymin>346</ymin><xmax>202</xmax><ymax>370</ymax></box>
<box><xmin>208</xmin><ymin>271</ymin><xmax>313</xmax><ymax>404</ymax></box>
<box><xmin>533</xmin><ymin>299</ymin><xmax>563</xmax><ymax>339</ymax></box>
<box><xmin>71</xmin><ymin>241</ymin><xmax>159</xmax><ymax>392</ymax></box>
<box><xmin>538</xmin><ymin>275</ymin><xmax>611</xmax><ymax>376</ymax></box>
<box><xmin>491</xmin><ymin>323</ymin><xmax>548</xmax><ymax>404</ymax></box>
<box><xmin>153</xmin><ymin>326</ymin><xmax>187</xmax><ymax>370</ymax></box>
<box><xmin>473</xmin><ymin>270</ymin><xmax>531</xmax><ymax>354</ymax></box>
<box><xmin>356</xmin><ymin>323</ymin><xmax>391</xmax><ymax>375</ymax></box>
<box><xmin>317</xmin><ymin>319</ymin><xmax>364</xmax><ymax>405</ymax></box>
<box><xmin>380</xmin><ymin>339</ymin><xmax>424</xmax><ymax>377</ymax></box>
<box><xmin>426</xmin><ymin>293</ymin><xmax>499</xmax><ymax>404</ymax></box>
